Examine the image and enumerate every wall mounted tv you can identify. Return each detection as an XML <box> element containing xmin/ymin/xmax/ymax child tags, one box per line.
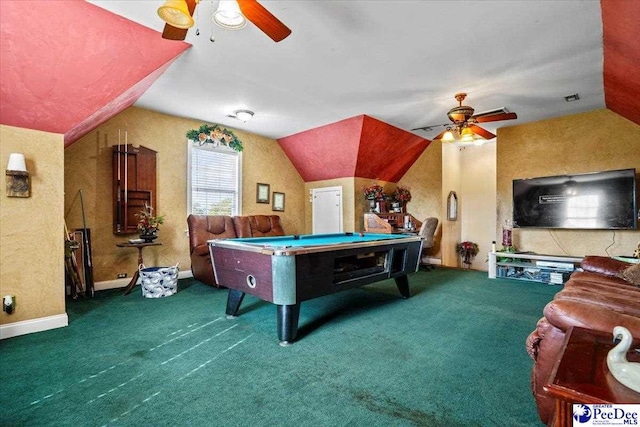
<box><xmin>513</xmin><ymin>168</ymin><xmax>637</xmax><ymax>230</ymax></box>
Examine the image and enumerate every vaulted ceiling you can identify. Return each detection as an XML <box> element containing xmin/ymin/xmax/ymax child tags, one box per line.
<box><xmin>0</xmin><ymin>1</ymin><xmax>637</xmax><ymax>178</ymax></box>
<box><xmin>278</xmin><ymin>115</ymin><xmax>430</xmax><ymax>182</ymax></box>
<box><xmin>0</xmin><ymin>0</ymin><xmax>189</xmax><ymax>146</ymax></box>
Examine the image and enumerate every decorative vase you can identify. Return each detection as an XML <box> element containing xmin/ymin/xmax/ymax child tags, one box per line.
<box><xmin>140</xmin><ymin>231</ymin><xmax>158</xmax><ymax>243</ymax></box>
<box><xmin>368</xmin><ymin>198</ymin><xmax>376</xmax><ymax>213</ymax></box>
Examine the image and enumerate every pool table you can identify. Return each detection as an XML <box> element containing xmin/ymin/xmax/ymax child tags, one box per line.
<box><xmin>208</xmin><ymin>232</ymin><xmax>423</xmax><ymax>345</ymax></box>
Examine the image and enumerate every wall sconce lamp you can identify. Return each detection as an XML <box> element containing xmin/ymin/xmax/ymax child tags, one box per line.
<box><xmin>6</xmin><ymin>153</ymin><xmax>30</xmax><ymax>197</ymax></box>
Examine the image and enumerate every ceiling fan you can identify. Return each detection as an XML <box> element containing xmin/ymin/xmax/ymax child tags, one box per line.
<box><xmin>158</xmin><ymin>0</ymin><xmax>291</xmax><ymax>42</ymax></box>
<box><xmin>413</xmin><ymin>93</ymin><xmax>518</xmax><ymax>142</ymax></box>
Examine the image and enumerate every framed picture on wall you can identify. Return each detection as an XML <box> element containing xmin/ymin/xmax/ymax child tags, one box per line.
<box><xmin>272</xmin><ymin>192</ymin><xmax>285</xmax><ymax>212</ymax></box>
<box><xmin>256</xmin><ymin>183</ymin><xmax>270</xmax><ymax>204</ymax></box>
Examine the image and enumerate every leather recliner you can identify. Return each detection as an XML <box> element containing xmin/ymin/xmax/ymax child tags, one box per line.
<box><xmin>186</xmin><ymin>214</ymin><xmax>286</xmax><ymax>287</ymax></box>
<box><xmin>526</xmin><ymin>256</ymin><xmax>640</xmax><ymax>425</ymax></box>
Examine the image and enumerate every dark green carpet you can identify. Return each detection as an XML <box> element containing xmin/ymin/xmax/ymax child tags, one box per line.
<box><xmin>0</xmin><ymin>268</ymin><xmax>557</xmax><ymax>426</ymax></box>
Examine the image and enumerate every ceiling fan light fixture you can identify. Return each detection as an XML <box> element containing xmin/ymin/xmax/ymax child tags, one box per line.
<box><xmin>213</xmin><ymin>0</ymin><xmax>247</xmax><ymax>30</ymax></box>
<box><xmin>459</xmin><ymin>127</ymin><xmax>475</xmax><ymax>144</ymax></box>
<box><xmin>158</xmin><ymin>0</ymin><xmax>195</xmax><ymax>29</ymax></box>
<box><xmin>442</xmin><ymin>130</ymin><xmax>456</xmax><ymax>142</ymax></box>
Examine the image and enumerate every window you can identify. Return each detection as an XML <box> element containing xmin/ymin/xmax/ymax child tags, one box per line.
<box><xmin>188</xmin><ymin>144</ymin><xmax>241</xmax><ymax>215</ymax></box>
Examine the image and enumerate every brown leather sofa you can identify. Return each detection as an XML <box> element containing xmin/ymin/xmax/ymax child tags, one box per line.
<box><xmin>526</xmin><ymin>256</ymin><xmax>640</xmax><ymax>425</ymax></box>
<box><xmin>187</xmin><ymin>214</ymin><xmax>285</xmax><ymax>287</ymax></box>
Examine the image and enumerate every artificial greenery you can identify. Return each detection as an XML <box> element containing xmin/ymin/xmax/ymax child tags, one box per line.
<box><xmin>135</xmin><ymin>204</ymin><xmax>164</xmax><ymax>234</ymax></box>
<box><xmin>363</xmin><ymin>184</ymin><xmax>386</xmax><ymax>200</ymax></box>
<box><xmin>456</xmin><ymin>241</ymin><xmax>480</xmax><ymax>266</ymax></box>
<box><xmin>186</xmin><ymin>124</ymin><xmax>243</xmax><ymax>152</ymax></box>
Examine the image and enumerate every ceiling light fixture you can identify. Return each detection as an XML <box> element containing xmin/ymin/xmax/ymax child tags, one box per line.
<box><xmin>157</xmin><ymin>0</ymin><xmax>196</xmax><ymax>29</ymax></box>
<box><xmin>213</xmin><ymin>0</ymin><xmax>247</xmax><ymax>30</ymax></box>
<box><xmin>228</xmin><ymin>110</ymin><xmax>254</xmax><ymax>122</ymax></box>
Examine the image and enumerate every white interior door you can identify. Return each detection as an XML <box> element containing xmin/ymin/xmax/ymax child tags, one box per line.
<box><xmin>312</xmin><ymin>186</ymin><xmax>343</xmax><ymax>234</ymax></box>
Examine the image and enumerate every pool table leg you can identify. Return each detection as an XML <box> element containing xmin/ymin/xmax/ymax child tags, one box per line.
<box><xmin>226</xmin><ymin>289</ymin><xmax>245</xmax><ymax>318</ymax></box>
<box><xmin>277</xmin><ymin>303</ymin><xmax>300</xmax><ymax>346</ymax></box>
<box><xmin>394</xmin><ymin>275</ymin><xmax>410</xmax><ymax>299</ymax></box>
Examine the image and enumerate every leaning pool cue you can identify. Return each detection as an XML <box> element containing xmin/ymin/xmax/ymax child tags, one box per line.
<box><xmin>79</xmin><ymin>189</ymin><xmax>95</xmax><ymax>297</ymax></box>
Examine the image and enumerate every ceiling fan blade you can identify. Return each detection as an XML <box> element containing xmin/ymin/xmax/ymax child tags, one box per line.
<box><xmin>474</xmin><ymin>112</ymin><xmax>518</xmax><ymax>123</ymax></box>
<box><xmin>161</xmin><ymin>0</ymin><xmax>198</xmax><ymax>41</ymax></box>
<box><xmin>237</xmin><ymin>0</ymin><xmax>292</xmax><ymax>42</ymax></box>
<box><xmin>162</xmin><ymin>25</ymin><xmax>189</xmax><ymax>40</ymax></box>
<box><xmin>469</xmin><ymin>124</ymin><xmax>496</xmax><ymax>140</ymax></box>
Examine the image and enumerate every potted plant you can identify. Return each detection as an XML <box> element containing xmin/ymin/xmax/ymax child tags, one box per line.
<box><xmin>392</xmin><ymin>186</ymin><xmax>412</xmax><ymax>212</ymax></box>
<box><xmin>136</xmin><ymin>203</ymin><xmax>165</xmax><ymax>242</ymax></box>
<box><xmin>456</xmin><ymin>241</ymin><xmax>479</xmax><ymax>267</ymax></box>
<box><xmin>363</xmin><ymin>184</ymin><xmax>386</xmax><ymax>212</ymax></box>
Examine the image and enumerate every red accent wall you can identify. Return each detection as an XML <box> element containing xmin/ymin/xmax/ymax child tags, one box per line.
<box><xmin>278</xmin><ymin>115</ymin><xmax>430</xmax><ymax>183</ymax></box>
<box><xmin>602</xmin><ymin>0</ymin><xmax>640</xmax><ymax>126</ymax></box>
<box><xmin>0</xmin><ymin>0</ymin><xmax>190</xmax><ymax>146</ymax></box>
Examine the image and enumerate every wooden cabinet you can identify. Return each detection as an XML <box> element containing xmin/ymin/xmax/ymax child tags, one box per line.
<box><xmin>112</xmin><ymin>145</ymin><xmax>157</xmax><ymax>235</ymax></box>
<box><xmin>364</xmin><ymin>213</ymin><xmax>422</xmax><ymax>233</ymax></box>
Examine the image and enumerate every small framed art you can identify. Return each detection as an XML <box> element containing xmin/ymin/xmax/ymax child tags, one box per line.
<box><xmin>272</xmin><ymin>192</ymin><xmax>285</xmax><ymax>212</ymax></box>
<box><xmin>256</xmin><ymin>183</ymin><xmax>270</xmax><ymax>204</ymax></box>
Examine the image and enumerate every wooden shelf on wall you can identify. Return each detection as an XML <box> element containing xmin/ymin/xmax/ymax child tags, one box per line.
<box><xmin>112</xmin><ymin>144</ymin><xmax>157</xmax><ymax>235</ymax></box>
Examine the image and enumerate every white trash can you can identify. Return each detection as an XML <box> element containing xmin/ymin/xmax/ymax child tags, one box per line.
<box><xmin>139</xmin><ymin>263</ymin><xmax>179</xmax><ymax>298</ymax></box>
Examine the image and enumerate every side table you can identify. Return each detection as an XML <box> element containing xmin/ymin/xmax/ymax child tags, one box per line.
<box><xmin>116</xmin><ymin>242</ymin><xmax>162</xmax><ymax>295</ymax></box>
<box><xmin>544</xmin><ymin>326</ymin><xmax>640</xmax><ymax>427</ymax></box>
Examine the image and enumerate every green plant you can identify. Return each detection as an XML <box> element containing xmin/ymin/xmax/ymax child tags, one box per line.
<box><xmin>186</xmin><ymin>124</ymin><xmax>243</xmax><ymax>152</ymax></box>
<box><xmin>392</xmin><ymin>186</ymin><xmax>412</xmax><ymax>203</ymax></box>
<box><xmin>456</xmin><ymin>241</ymin><xmax>479</xmax><ymax>266</ymax></box>
<box><xmin>363</xmin><ymin>184</ymin><xmax>386</xmax><ymax>200</ymax></box>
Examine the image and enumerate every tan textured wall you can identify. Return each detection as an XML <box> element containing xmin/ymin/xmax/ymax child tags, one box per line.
<box><xmin>441</xmin><ymin>143</ymin><xmax>462</xmax><ymax>266</ymax></box>
<box><xmin>458</xmin><ymin>143</ymin><xmax>497</xmax><ymax>271</ymax></box>
<box><xmin>497</xmin><ymin>109</ymin><xmax>640</xmax><ymax>257</ymax></box>
<box><xmin>1</xmin><ymin>125</ymin><xmax>65</xmax><ymax>325</ymax></box>
<box><xmin>398</xmin><ymin>140</ymin><xmax>443</xmax><ymax>258</ymax></box>
<box><xmin>65</xmin><ymin>107</ymin><xmax>305</xmax><ymax>283</ymax></box>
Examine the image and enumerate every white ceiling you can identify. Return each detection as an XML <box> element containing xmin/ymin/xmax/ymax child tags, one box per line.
<box><xmin>88</xmin><ymin>0</ymin><xmax>605</xmax><ymax>141</ymax></box>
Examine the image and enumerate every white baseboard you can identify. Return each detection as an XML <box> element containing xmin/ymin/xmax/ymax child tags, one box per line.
<box><xmin>0</xmin><ymin>313</ymin><xmax>68</xmax><ymax>340</ymax></box>
<box><xmin>422</xmin><ymin>257</ymin><xmax>442</xmax><ymax>265</ymax></box>
<box><xmin>94</xmin><ymin>269</ymin><xmax>194</xmax><ymax>291</ymax></box>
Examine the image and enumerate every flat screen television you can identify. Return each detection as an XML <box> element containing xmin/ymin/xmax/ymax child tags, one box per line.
<box><xmin>513</xmin><ymin>168</ymin><xmax>637</xmax><ymax>229</ymax></box>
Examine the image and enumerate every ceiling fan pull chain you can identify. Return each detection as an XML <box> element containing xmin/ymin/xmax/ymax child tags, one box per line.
<box><xmin>195</xmin><ymin>1</ymin><xmax>200</xmax><ymax>35</ymax></box>
<box><xmin>209</xmin><ymin>1</ymin><xmax>215</xmax><ymax>42</ymax></box>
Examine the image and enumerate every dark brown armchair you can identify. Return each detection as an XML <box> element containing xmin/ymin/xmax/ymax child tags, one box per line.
<box><xmin>187</xmin><ymin>215</ymin><xmax>237</xmax><ymax>287</ymax></box>
<box><xmin>187</xmin><ymin>214</ymin><xmax>286</xmax><ymax>287</ymax></box>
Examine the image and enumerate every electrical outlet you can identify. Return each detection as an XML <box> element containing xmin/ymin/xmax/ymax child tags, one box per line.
<box><xmin>3</xmin><ymin>295</ymin><xmax>15</xmax><ymax>314</ymax></box>
<box><xmin>117</xmin><ymin>273</ymin><xmax>127</xmax><ymax>279</ymax></box>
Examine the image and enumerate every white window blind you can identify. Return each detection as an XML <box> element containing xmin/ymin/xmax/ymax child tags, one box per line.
<box><xmin>189</xmin><ymin>145</ymin><xmax>241</xmax><ymax>215</ymax></box>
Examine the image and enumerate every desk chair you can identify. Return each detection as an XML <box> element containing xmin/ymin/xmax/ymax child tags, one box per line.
<box><xmin>418</xmin><ymin>217</ymin><xmax>438</xmax><ymax>270</ymax></box>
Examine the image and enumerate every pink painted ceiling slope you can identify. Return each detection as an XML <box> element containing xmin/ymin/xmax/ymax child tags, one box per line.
<box><xmin>278</xmin><ymin>115</ymin><xmax>431</xmax><ymax>182</ymax></box>
<box><xmin>0</xmin><ymin>0</ymin><xmax>190</xmax><ymax>146</ymax></box>
<box><xmin>602</xmin><ymin>0</ymin><xmax>640</xmax><ymax>127</ymax></box>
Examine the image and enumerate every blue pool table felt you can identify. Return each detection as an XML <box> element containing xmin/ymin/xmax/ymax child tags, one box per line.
<box><xmin>230</xmin><ymin>233</ymin><xmax>410</xmax><ymax>248</ymax></box>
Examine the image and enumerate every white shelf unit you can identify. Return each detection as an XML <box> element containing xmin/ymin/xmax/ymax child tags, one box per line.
<box><xmin>488</xmin><ymin>252</ymin><xmax>583</xmax><ymax>285</ymax></box>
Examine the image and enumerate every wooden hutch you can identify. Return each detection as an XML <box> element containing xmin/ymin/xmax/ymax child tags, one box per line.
<box><xmin>364</xmin><ymin>212</ymin><xmax>422</xmax><ymax>234</ymax></box>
